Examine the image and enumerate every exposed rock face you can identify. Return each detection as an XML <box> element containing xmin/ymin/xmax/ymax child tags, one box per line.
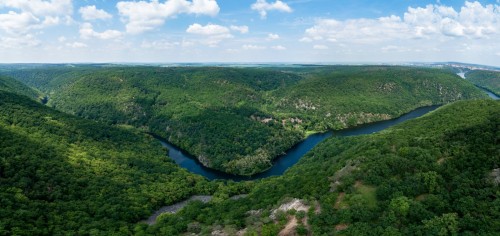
<box><xmin>144</xmin><ymin>195</ymin><xmax>212</xmax><ymax>225</ymax></box>
<box><xmin>270</xmin><ymin>199</ymin><xmax>310</xmax><ymax>220</ymax></box>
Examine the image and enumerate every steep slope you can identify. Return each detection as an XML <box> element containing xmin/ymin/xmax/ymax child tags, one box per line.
<box><xmin>0</xmin><ymin>64</ymin><xmax>101</xmax><ymax>93</ymax></box>
<box><xmin>5</xmin><ymin>66</ymin><xmax>488</xmax><ymax>176</ymax></box>
<box><xmin>0</xmin><ymin>91</ymin><xmax>208</xmax><ymax>235</ymax></box>
<box><xmin>147</xmin><ymin>99</ymin><xmax>499</xmax><ymax>235</ymax></box>
<box><xmin>45</xmin><ymin>67</ymin><xmax>305</xmax><ymax>176</ymax></box>
<box><xmin>267</xmin><ymin>66</ymin><xmax>486</xmax><ymax>130</ymax></box>
<box><xmin>465</xmin><ymin>70</ymin><xmax>500</xmax><ymax>95</ymax></box>
<box><xmin>0</xmin><ymin>75</ymin><xmax>40</xmax><ymax>100</ymax></box>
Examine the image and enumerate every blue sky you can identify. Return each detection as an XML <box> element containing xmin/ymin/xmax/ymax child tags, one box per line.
<box><xmin>0</xmin><ymin>0</ymin><xmax>499</xmax><ymax>65</ymax></box>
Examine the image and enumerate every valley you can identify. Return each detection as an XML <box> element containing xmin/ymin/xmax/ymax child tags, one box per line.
<box><xmin>1</xmin><ymin>0</ymin><xmax>499</xmax><ymax>235</ymax></box>
<box><xmin>0</xmin><ymin>64</ymin><xmax>498</xmax><ymax>235</ymax></box>
<box><xmin>1</xmin><ymin>65</ymin><xmax>487</xmax><ymax>176</ymax></box>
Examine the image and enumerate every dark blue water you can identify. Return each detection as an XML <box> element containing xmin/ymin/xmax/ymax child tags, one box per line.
<box><xmin>157</xmin><ymin>105</ymin><xmax>440</xmax><ymax>181</ymax></box>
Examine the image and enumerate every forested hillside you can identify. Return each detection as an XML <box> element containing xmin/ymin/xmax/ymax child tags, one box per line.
<box><xmin>0</xmin><ymin>90</ymin><xmax>213</xmax><ymax>235</ymax></box>
<box><xmin>0</xmin><ymin>66</ymin><xmax>497</xmax><ymax>235</ymax></box>
<box><xmin>0</xmin><ymin>64</ymin><xmax>102</xmax><ymax>92</ymax></box>
<box><xmin>145</xmin><ymin>99</ymin><xmax>499</xmax><ymax>235</ymax></box>
<box><xmin>2</xmin><ymin>65</ymin><xmax>487</xmax><ymax>175</ymax></box>
<box><xmin>265</xmin><ymin>66</ymin><xmax>484</xmax><ymax>130</ymax></box>
<box><xmin>465</xmin><ymin>70</ymin><xmax>500</xmax><ymax>95</ymax></box>
<box><xmin>0</xmin><ymin>75</ymin><xmax>39</xmax><ymax>100</ymax></box>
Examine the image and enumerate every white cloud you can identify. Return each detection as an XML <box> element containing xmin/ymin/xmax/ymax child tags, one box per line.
<box><xmin>313</xmin><ymin>45</ymin><xmax>328</xmax><ymax>50</ymax></box>
<box><xmin>0</xmin><ymin>34</ymin><xmax>40</xmax><ymax>48</ymax></box>
<box><xmin>80</xmin><ymin>23</ymin><xmax>122</xmax><ymax>40</ymax></box>
<box><xmin>79</xmin><ymin>5</ymin><xmax>112</xmax><ymax>21</ymax></box>
<box><xmin>189</xmin><ymin>0</ymin><xmax>219</xmax><ymax>15</ymax></box>
<box><xmin>271</xmin><ymin>45</ymin><xmax>286</xmax><ymax>50</ymax></box>
<box><xmin>230</xmin><ymin>25</ymin><xmax>249</xmax><ymax>34</ymax></box>
<box><xmin>0</xmin><ymin>0</ymin><xmax>73</xmax><ymax>39</ymax></box>
<box><xmin>0</xmin><ymin>0</ymin><xmax>73</xmax><ymax>17</ymax></box>
<box><xmin>58</xmin><ymin>36</ymin><xmax>66</xmax><ymax>42</ymax></box>
<box><xmin>117</xmin><ymin>0</ymin><xmax>220</xmax><ymax>34</ymax></box>
<box><xmin>304</xmin><ymin>16</ymin><xmax>409</xmax><ymax>44</ymax></box>
<box><xmin>243</xmin><ymin>44</ymin><xmax>266</xmax><ymax>50</ymax></box>
<box><xmin>303</xmin><ymin>1</ymin><xmax>500</xmax><ymax>45</ymax></box>
<box><xmin>65</xmin><ymin>42</ymin><xmax>88</xmax><ymax>48</ymax></box>
<box><xmin>186</xmin><ymin>23</ymin><xmax>233</xmax><ymax>47</ymax></box>
<box><xmin>187</xmin><ymin>23</ymin><xmax>230</xmax><ymax>35</ymax></box>
<box><xmin>267</xmin><ymin>33</ymin><xmax>280</xmax><ymax>40</ymax></box>
<box><xmin>0</xmin><ymin>11</ymin><xmax>39</xmax><ymax>34</ymax></box>
<box><xmin>298</xmin><ymin>1</ymin><xmax>500</xmax><ymax>65</ymax></box>
<box><xmin>251</xmin><ymin>0</ymin><xmax>292</xmax><ymax>19</ymax></box>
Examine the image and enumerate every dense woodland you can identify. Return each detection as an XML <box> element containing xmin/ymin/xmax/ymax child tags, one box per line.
<box><xmin>1</xmin><ymin>66</ymin><xmax>487</xmax><ymax>175</ymax></box>
<box><xmin>465</xmin><ymin>70</ymin><xmax>500</xmax><ymax>95</ymax></box>
<box><xmin>0</xmin><ymin>76</ymin><xmax>215</xmax><ymax>234</ymax></box>
<box><xmin>0</xmin><ymin>75</ymin><xmax>40</xmax><ymax>100</ymax></box>
<box><xmin>145</xmin><ymin>99</ymin><xmax>500</xmax><ymax>235</ymax></box>
<box><xmin>0</xmin><ymin>65</ymin><xmax>498</xmax><ymax>235</ymax></box>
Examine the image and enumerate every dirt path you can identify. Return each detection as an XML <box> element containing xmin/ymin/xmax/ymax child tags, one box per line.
<box><xmin>279</xmin><ymin>216</ymin><xmax>298</xmax><ymax>236</ymax></box>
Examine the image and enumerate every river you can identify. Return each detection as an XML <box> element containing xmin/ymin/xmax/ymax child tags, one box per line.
<box><xmin>158</xmin><ymin>77</ymin><xmax>498</xmax><ymax>182</ymax></box>
<box><xmin>157</xmin><ymin>105</ymin><xmax>440</xmax><ymax>181</ymax></box>
<box><xmin>458</xmin><ymin>72</ymin><xmax>499</xmax><ymax>100</ymax></box>
<box><xmin>478</xmin><ymin>87</ymin><xmax>499</xmax><ymax>100</ymax></box>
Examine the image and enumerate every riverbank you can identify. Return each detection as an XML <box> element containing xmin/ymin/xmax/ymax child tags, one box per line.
<box><xmin>157</xmin><ymin>105</ymin><xmax>441</xmax><ymax>181</ymax></box>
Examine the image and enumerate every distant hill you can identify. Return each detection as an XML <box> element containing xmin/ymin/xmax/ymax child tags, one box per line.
<box><xmin>2</xmin><ymin>66</ymin><xmax>488</xmax><ymax>175</ymax></box>
<box><xmin>0</xmin><ymin>75</ymin><xmax>40</xmax><ymax>100</ymax></box>
<box><xmin>465</xmin><ymin>70</ymin><xmax>500</xmax><ymax>96</ymax></box>
<box><xmin>0</xmin><ymin>65</ymin><xmax>100</xmax><ymax>93</ymax></box>
<box><xmin>267</xmin><ymin>66</ymin><xmax>486</xmax><ymax>130</ymax></box>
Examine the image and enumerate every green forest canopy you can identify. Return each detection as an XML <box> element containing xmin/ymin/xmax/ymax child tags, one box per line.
<box><xmin>1</xmin><ymin>65</ymin><xmax>488</xmax><ymax>176</ymax></box>
<box><xmin>146</xmin><ymin>99</ymin><xmax>499</xmax><ymax>235</ymax></box>
<box><xmin>0</xmin><ymin>65</ymin><xmax>497</xmax><ymax>235</ymax></box>
<box><xmin>465</xmin><ymin>69</ymin><xmax>500</xmax><ymax>95</ymax></box>
<box><xmin>0</xmin><ymin>90</ymin><xmax>215</xmax><ymax>235</ymax></box>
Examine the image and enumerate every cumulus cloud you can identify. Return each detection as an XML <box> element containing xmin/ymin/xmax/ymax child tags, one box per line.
<box><xmin>0</xmin><ymin>34</ymin><xmax>40</xmax><ymax>48</ymax></box>
<box><xmin>117</xmin><ymin>0</ymin><xmax>220</xmax><ymax>34</ymax></box>
<box><xmin>230</xmin><ymin>25</ymin><xmax>249</xmax><ymax>34</ymax></box>
<box><xmin>79</xmin><ymin>5</ymin><xmax>112</xmax><ymax>21</ymax></box>
<box><xmin>0</xmin><ymin>0</ymin><xmax>73</xmax><ymax>36</ymax></box>
<box><xmin>303</xmin><ymin>1</ymin><xmax>500</xmax><ymax>45</ymax></box>
<box><xmin>80</xmin><ymin>23</ymin><xmax>122</xmax><ymax>40</ymax></box>
<box><xmin>186</xmin><ymin>23</ymin><xmax>233</xmax><ymax>46</ymax></box>
<box><xmin>0</xmin><ymin>0</ymin><xmax>73</xmax><ymax>17</ymax></box>
<box><xmin>267</xmin><ymin>33</ymin><xmax>280</xmax><ymax>40</ymax></box>
<box><xmin>251</xmin><ymin>0</ymin><xmax>292</xmax><ymax>19</ymax></box>
<box><xmin>186</xmin><ymin>23</ymin><xmax>229</xmax><ymax>35</ymax></box>
<box><xmin>0</xmin><ymin>11</ymin><xmax>39</xmax><ymax>34</ymax></box>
